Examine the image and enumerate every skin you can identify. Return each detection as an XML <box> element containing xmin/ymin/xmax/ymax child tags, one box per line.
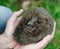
<box><xmin>0</xmin><ymin>9</ymin><xmax>56</xmax><ymax>49</ymax></box>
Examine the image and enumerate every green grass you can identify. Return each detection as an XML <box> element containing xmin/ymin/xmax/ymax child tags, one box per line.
<box><xmin>0</xmin><ymin>0</ymin><xmax>60</xmax><ymax>49</ymax></box>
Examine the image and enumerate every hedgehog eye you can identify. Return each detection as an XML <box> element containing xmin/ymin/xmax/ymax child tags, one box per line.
<box><xmin>37</xmin><ymin>21</ymin><xmax>42</xmax><ymax>23</ymax></box>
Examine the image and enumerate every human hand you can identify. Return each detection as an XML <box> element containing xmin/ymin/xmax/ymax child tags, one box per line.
<box><xmin>0</xmin><ymin>8</ymin><xmax>56</xmax><ymax>49</ymax></box>
<box><xmin>0</xmin><ymin>9</ymin><xmax>23</xmax><ymax>49</ymax></box>
<box><xmin>14</xmin><ymin>21</ymin><xmax>56</xmax><ymax>49</ymax></box>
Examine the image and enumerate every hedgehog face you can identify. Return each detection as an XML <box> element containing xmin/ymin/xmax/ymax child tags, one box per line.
<box><xmin>23</xmin><ymin>14</ymin><xmax>47</xmax><ymax>37</ymax></box>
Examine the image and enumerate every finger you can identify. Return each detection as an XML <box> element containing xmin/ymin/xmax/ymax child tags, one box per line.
<box><xmin>3</xmin><ymin>41</ymin><xmax>17</xmax><ymax>48</ymax></box>
<box><xmin>8</xmin><ymin>9</ymin><xmax>23</xmax><ymax>23</ymax></box>
<box><xmin>51</xmin><ymin>21</ymin><xmax>56</xmax><ymax>36</ymax></box>
<box><xmin>14</xmin><ymin>16</ymin><xmax>22</xmax><ymax>29</ymax></box>
<box><xmin>8</xmin><ymin>41</ymin><xmax>17</xmax><ymax>48</ymax></box>
<box><xmin>19</xmin><ymin>43</ymin><xmax>42</xmax><ymax>49</ymax></box>
<box><xmin>37</xmin><ymin>35</ymin><xmax>52</xmax><ymax>49</ymax></box>
<box><xmin>36</xmin><ymin>21</ymin><xmax>56</xmax><ymax>49</ymax></box>
<box><xmin>14</xmin><ymin>44</ymin><xmax>20</xmax><ymax>49</ymax></box>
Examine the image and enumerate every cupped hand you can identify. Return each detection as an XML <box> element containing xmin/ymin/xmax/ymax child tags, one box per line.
<box><xmin>0</xmin><ymin>9</ymin><xmax>23</xmax><ymax>49</ymax></box>
<box><xmin>14</xmin><ymin>21</ymin><xmax>56</xmax><ymax>49</ymax></box>
<box><xmin>0</xmin><ymin>8</ymin><xmax>56</xmax><ymax>49</ymax></box>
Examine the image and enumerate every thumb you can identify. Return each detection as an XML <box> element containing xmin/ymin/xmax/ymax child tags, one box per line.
<box><xmin>3</xmin><ymin>9</ymin><xmax>23</xmax><ymax>38</ymax></box>
<box><xmin>14</xmin><ymin>16</ymin><xmax>22</xmax><ymax>29</ymax></box>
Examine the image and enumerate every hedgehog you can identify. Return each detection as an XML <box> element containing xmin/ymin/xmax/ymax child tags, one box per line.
<box><xmin>13</xmin><ymin>7</ymin><xmax>54</xmax><ymax>45</ymax></box>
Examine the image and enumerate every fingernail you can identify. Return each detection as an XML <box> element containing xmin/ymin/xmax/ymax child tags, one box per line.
<box><xmin>19</xmin><ymin>9</ymin><xmax>24</xmax><ymax>12</ymax></box>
